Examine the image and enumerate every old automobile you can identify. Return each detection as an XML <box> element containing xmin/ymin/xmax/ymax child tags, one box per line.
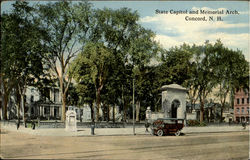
<box><xmin>151</xmin><ymin>118</ymin><xmax>184</xmax><ymax>136</ymax></box>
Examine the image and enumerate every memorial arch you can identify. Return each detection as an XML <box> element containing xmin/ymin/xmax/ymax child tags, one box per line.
<box><xmin>161</xmin><ymin>84</ymin><xmax>187</xmax><ymax>119</ymax></box>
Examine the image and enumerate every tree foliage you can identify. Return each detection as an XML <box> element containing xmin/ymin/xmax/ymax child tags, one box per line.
<box><xmin>211</xmin><ymin>40</ymin><xmax>249</xmax><ymax>121</ymax></box>
<box><xmin>71</xmin><ymin>42</ymin><xmax>114</xmax><ymax>121</ymax></box>
<box><xmin>36</xmin><ymin>1</ymin><xmax>92</xmax><ymax>121</ymax></box>
<box><xmin>1</xmin><ymin>1</ymin><xmax>46</xmax><ymax>120</ymax></box>
<box><xmin>1</xmin><ymin>1</ymin><xmax>249</xmax><ymax>124</ymax></box>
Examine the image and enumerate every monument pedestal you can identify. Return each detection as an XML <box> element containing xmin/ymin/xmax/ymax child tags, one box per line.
<box><xmin>65</xmin><ymin>110</ymin><xmax>77</xmax><ymax>132</ymax></box>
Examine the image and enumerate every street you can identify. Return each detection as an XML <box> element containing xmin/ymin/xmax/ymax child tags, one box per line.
<box><xmin>1</xmin><ymin>129</ymin><xmax>249</xmax><ymax>160</ymax></box>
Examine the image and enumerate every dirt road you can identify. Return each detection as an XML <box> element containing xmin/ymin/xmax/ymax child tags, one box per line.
<box><xmin>1</xmin><ymin>130</ymin><xmax>249</xmax><ymax>159</ymax></box>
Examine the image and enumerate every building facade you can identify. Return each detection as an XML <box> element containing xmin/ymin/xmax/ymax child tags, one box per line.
<box><xmin>234</xmin><ymin>89</ymin><xmax>249</xmax><ymax>123</ymax></box>
<box><xmin>5</xmin><ymin>86</ymin><xmax>127</xmax><ymax>122</ymax></box>
<box><xmin>34</xmin><ymin>87</ymin><xmax>62</xmax><ymax>120</ymax></box>
<box><xmin>7</xmin><ymin>86</ymin><xmax>62</xmax><ymax>120</ymax></box>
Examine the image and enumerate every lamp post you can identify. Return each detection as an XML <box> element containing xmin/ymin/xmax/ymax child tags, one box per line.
<box><xmin>132</xmin><ymin>78</ymin><xmax>135</xmax><ymax>135</ymax></box>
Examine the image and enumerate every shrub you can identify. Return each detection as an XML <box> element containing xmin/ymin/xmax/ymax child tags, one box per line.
<box><xmin>187</xmin><ymin>120</ymin><xmax>207</xmax><ymax>126</ymax></box>
<box><xmin>199</xmin><ymin>121</ymin><xmax>207</xmax><ymax>126</ymax></box>
<box><xmin>187</xmin><ymin>120</ymin><xmax>199</xmax><ymax>126</ymax></box>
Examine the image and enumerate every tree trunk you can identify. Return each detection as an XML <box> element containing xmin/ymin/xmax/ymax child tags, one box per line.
<box><xmin>20</xmin><ymin>93</ymin><xmax>25</xmax><ymax>122</ymax></box>
<box><xmin>1</xmin><ymin>80</ymin><xmax>9</xmax><ymax>120</ymax></box>
<box><xmin>18</xmin><ymin>85</ymin><xmax>26</xmax><ymax>122</ymax></box>
<box><xmin>200</xmin><ymin>99</ymin><xmax>204</xmax><ymax>123</ymax></box>
<box><xmin>106</xmin><ymin>105</ymin><xmax>110</xmax><ymax>122</ymax></box>
<box><xmin>96</xmin><ymin>88</ymin><xmax>101</xmax><ymax>121</ymax></box>
<box><xmin>209</xmin><ymin>108</ymin><xmax>213</xmax><ymax>122</ymax></box>
<box><xmin>136</xmin><ymin>101</ymin><xmax>140</xmax><ymax>122</ymax></box>
<box><xmin>61</xmin><ymin>93</ymin><xmax>66</xmax><ymax>122</ymax></box>
<box><xmin>101</xmin><ymin>103</ymin><xmax>105</xmax><ymax>121</ymax></box>
<box><xmin>102</xmin><ymin>103</ymin><xmax>105</xmax><ymax>121</ymax></box>
<box><xmin>14</xmin><ymin>89</ymin><xmax>20</xmax><ymax>119</ymax></box>
<box><xmin>2</xmin><ymin>93</ymin><xmax>8</xmax><ymax>120</ymax></box>
<box><xmin>113</xmin><ymin>105</ymin><xmax>115</xmax><ymax>123</ymax></box>
<box><xmin>230</xmin><ymin>90</ymin><xmax>235</xmax><ymax>109</ymax></box>
<box><xmin>220</xmin><ymin>107</ymin><xmax>224</xmax><ymax>122</ymax></box>
<box><xmin>16</xmin><ymin>103</ymin><xmax>20</xmax><ymax>119</ymax></box>
<box><xmin>90</xmin><ymin>103</ymin><xmax>95</xmax><ymax>123</ymax></box>
<box><xmin>121</xmin><ymin>85</ymin><xmax>125</xmax><ymax>123</ymax></box>
<box><xmin>205</xmin><ymin>109</ymin><xmax>209</xmax><ymax>122</ymax></box>
<box><xmin>0</xmin><ymin>108</ymin><xmax>2</xmax><ymax>120</ymax></box>
<box><xmin>123</xmin><ymin>101</ymin><xmax>127</xmax><ymax>123</ymax></box>
<box><xmin>0</xmin><ymin>1</ymin><xmax>2</xmax><ymax>120</ymax></box>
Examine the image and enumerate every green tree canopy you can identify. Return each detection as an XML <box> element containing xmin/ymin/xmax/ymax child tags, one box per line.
<box><xmin>71</xmin><ymin>42</ymin><xmax>114</xmax><ymax>121</ymax></box>
<box><xmin>36</xmin><ymin>1</ymin><xmax>92</xmax><ymax>121</ymax></box>
<box><xmin>1</xmin><ymin>1</ymin><xmax>46</xmax><ymax>120</ymax></box>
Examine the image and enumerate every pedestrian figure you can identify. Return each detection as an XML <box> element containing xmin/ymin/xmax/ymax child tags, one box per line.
<box><xmin>24</xmin><ymin>117</ymin><xmax>27</xmax><ymax>128</ymax></box>
<box><xmin>32</xmin><ymin>121</ymin><xmax>35</xmax><ymax>130</ymax></box>
<box><xmin>242</xmin><ymin>120</ymin><xmax>246</xmax><ymax>130</ymax></box>
<box><xmin>145</xmin><ymin>122</ymin><xmax>150</xmax><ymax>132</ymax></box>
<box><xmin>16</xmin><ymin>119</ymin><xmax>20</xmax><ymax>130</ymax></box>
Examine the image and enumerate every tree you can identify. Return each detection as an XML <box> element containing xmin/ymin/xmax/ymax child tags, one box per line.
<box><xmin>103</xmin><ymin>64</ymin><xmax>133</xmax><ymax>122</ymax></box>
<box><xmin>157</xmin><ymin>44</ymin><xmax>196</xmax><ymax>112</ymax></box>
<box><xmin>1</xmin><ymin>1</ymin><xmax>46</xmax><ymax>120</ymax></box>
<box><xmin>194</xmin><ymin>41</ymin><xmax>219</xmax><ymax>123</ymax></box>
<box><xmin>211</xmin><ymin>40</ymin><xmax>249</xmax><ymax>121</ymax></box>
<box><xmin>86</xmin><ymin>7</ymin><xmax>160</xmax><ymax>121</ymax></box>
<box><xmin>75</xmin><ymin>83</ymin><xmax>96</xmax><ymax>123</ymax></box>
<box><xmin>132</xmin><ymin>65</ymin><xmax>162</xmax><ymax>120</ymax></box>
<box><xmin>67</xmin><ymin>83</ymin><xmax>79</xmax><ymax>106</ymax></box>
<box><xmin>160</xmin><ymin>44</ymin><xmax>194</xmax><ymax>86</ymax></box>
<box><xmin>127</xmin><ymin>27</ymin><xmax>160</xmax><ymax>122</ymax></box>
<box><xmin>71</xmin><ymin>42</ymin><xmax>114</xmax><ymax>121</ymax></box>
<box><xmin>37</xmin><ymin>1</ymin><xmax>92</xmax><ymax>121</ymax></box>
<box><xmin>159</xmin><ymin>40</ymin><xmax>249</xmax><ymax>123</ymax></box>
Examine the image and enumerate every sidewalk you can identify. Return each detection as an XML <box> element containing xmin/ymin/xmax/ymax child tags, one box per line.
<box><xmin>1</xmin><ymin>122</ymin><xmax>248</xmax><ymax>137</ymax></box>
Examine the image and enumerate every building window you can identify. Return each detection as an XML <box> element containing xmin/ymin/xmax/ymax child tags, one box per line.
<box><xmin>247</xmin><ymin>98</ymin><xmax>249</xmax><ymax>104</ymax></box>
<box><xmin>44</xmin><ymin>107</ymin><xmax>50</xmax><ymax>116</ymax></box>
<box><xmin>237</xmin><ymin>108</ymin><xmax>240</xmax><ymax>113</ymax></box>
<box><xmin>241</xmin><ymin>107</ymin><xmax>244</xmax><ymax>113</ymax></box>
<box><xmin>237</xmin><ymin>99</ymin><xmax>240</xmax><ymax>104</ymax></box>
<box><xmin>54</xmin><ymin>89</ymin><xmax>59</xmax><ymax>102</ymax></box>
<box><xmin>247</xmin><ymin>107</ymin><xmax>249</xmax><ymax>114</ymax></box>
<box><xmin>44</xmin><ymin>107</ymin><xmax>47</xmax><ymax>115</ymax></box>
<box><xmin>44</xmin><ymin>88</ymin><xmax>50</xmax><ymax>101</ymax></box>
<box><xmin>242</xmin><ymin>98</ymin><xmax>244</xmax><ymax>104</ymax></box>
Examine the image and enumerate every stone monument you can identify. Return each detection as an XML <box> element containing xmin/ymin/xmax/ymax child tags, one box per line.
<box><xmin>161</xmin><ymin>84</ymin><xmax>187</xmax><ymax>119</ymax></box>
<box><xmin>65</xmin><ymin>110</ymin><xmax>77</xmax><ymax>132</ymax></box>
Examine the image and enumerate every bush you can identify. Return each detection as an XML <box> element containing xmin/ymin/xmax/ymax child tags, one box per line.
<box><xmin>199</xmin><ymin>121</ymin><xmax>207</xmax><ymax>126</ymax></box>
<box><xmin>187</xmin><ymin>120</ymin><xmax>199</xmax><ymax>126</ymax></box>
<box><xmin>187</xmin><ymin>120</ymin><xmax>207</xmax><ymax>126</ymax></box>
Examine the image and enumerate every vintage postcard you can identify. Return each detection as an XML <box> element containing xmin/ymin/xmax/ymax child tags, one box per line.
<box><xmin>1</xmin><ymin>1</ymin><xmax>249</xmax><ymax>159</ymax></box>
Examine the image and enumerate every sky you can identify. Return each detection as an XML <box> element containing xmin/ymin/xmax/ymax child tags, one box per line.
<box><xmin>2</xmin><ymin>1</ymin><xmax>249</xmax><ymax>61</ymax></box>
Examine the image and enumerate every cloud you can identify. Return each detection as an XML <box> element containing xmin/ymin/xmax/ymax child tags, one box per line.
<box><xmin>155</xmin><ymin>33</ymin><xmax>249</xmax><ymax>58</ymax></box>
<box><xmin>140</xmin><ymin>6</ymin><xmax>249</xmax><ymax>61</ymax></box>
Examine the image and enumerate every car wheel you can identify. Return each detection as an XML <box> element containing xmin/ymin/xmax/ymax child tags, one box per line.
<box><xmin>157</xmin><ymin>129</ymin><xmax>164</xmax><ymax>136</ymax></box>
<box><xmin>175</xmin><ymin>130</ymin><xmax>181</xmax><ymax>136</ymax></box>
